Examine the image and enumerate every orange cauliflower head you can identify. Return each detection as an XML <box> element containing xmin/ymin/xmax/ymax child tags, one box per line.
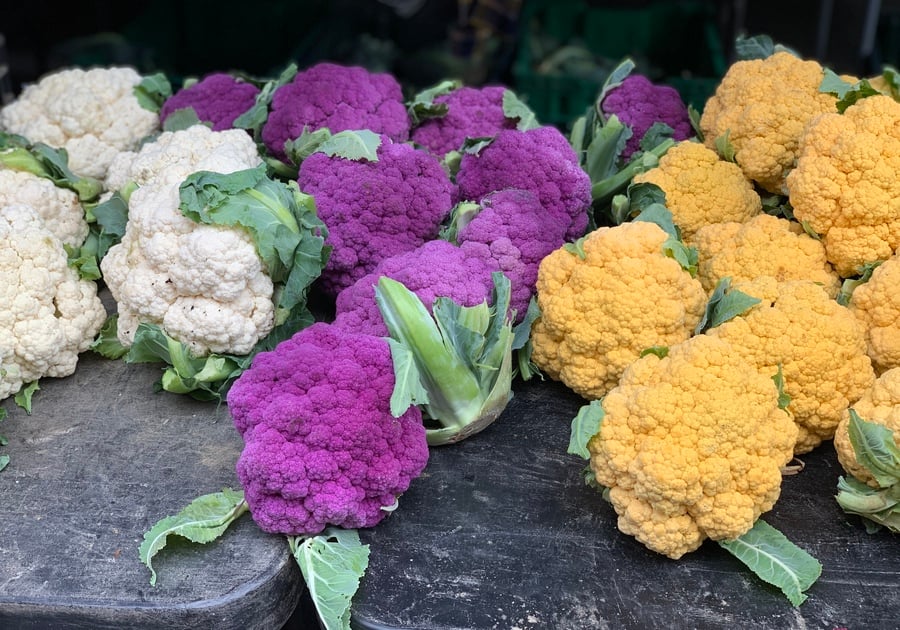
<box><xmin>632</xmin><ymin>140</ymin><xmax>761</xmax><ymax>241</ymax></box>
<box><xmin>834</xmin><ymin>367</ymin><xmax>900</xmax><ymax>487</ymax></box>
<box><xmin>707</xmin><ymin>276</ymin><xmax>875</xmax><ymax>454</ymax></box>
<box><xmin>848</xmin><ymin>253</ymin><xmax>900</xmax><ymax>372</ymax></box>
<box><xmin>531</xmin><ymin>221</ymin><xmax>707</xmax><ymax>400</ymax></box>
<box><xmin>787</xmin><ymin>94</ymin><xmax>900</xmax><ymax>277</ymax></box>
<box><xmin>700</xmin><ymin>51</ymin><xmax>840</xmax><ymax>194</ymax></box>
<box><xmin>588</xmin><ymin>334</ymin><xmax>797</xmax><ymax>559</ymax></box>
<box><xmin>691</xmin><ymin>214</ymin><xmax>842</xmax><ymax>297</ymax></box>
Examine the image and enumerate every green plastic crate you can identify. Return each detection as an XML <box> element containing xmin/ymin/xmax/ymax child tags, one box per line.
<box><xmin>513</xmin><ymin>0</ymin><xmax>727</xmax><ymax>128</ymax></box>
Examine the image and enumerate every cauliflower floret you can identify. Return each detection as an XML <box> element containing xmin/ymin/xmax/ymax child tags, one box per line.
<box><xmin>0</xmin><ymin>203</ymin><xmax>106</xmax><ymax>400</ymax></box>
<box><xmin>0</xmin><ymin>169</ymin><xmax>88</xmax><ymax>247</ymax></box>
<box><xmin>589</xmin><ymin>334</ymin><xmax>798</xmax><ymax>559</ymax></box>
<box><xmin>848</xmin><ymin>252</ymin><xmax>900</xmax><ymax>372</ymax></box>
<box><xmin>160</xmin><ymin>73</ymin><xmax>260</xmax><ymax>132</ymax></box>
<box><xmin>0</xmin><ymin>66</ymin><xmax>160</xmax><ymax>180</ymax></box>
<box><xmin>531</xmin><ymin>221</ymin><xmax>707</xmax><ymax>400</ymax></box>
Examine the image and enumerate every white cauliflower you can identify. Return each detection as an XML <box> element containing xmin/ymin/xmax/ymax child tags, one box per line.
<box><xmin>99</xmin><ymin>125</ymin><xmax>275</xmax><ymax>356</ymax></box>
<box><xmin>0</xmin><ymin>203</ymin><xmax>107</xmax><ymax>401</ymax></box>
<box><xmin>0</xmin><ymin>66</ymin><xmax>160</xmax><ymax>180</ymax></box>
<box><xmin>0</xmin><ymin>169</ymin><xmax>88</xmax><ymax>247</ymax></box>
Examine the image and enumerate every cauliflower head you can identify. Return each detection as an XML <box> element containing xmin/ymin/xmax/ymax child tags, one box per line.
<box><xmin>227</xmin><ymin>322</ymin><xmax>429</xmax><ymax>535</ymax></box>
<box><xmin>588</xmin><ymin>334</ymin><xmax>797</xmax><ymax>559</ymax></box>
<box><xmin>0</xmin><ymin>66</ymin><xmax>160</xmax><ymax>180</ymax></box>
<box><xmin>160</xmin><ymin>73</ymin><xmax>260</xmax><ymax>132</ymax></box>
<box><xmin>787</xmin><ymin>94</ymin><xmax>900</xmax><ymax>277</ymax></box>
<box><xmin>531</xmin><ymin>221</ymin><xmax>707</xmax><ymax>400</ymax></box>
<box><xmin>707</xmin><ymin>276</ymin><xmax>875</xmax><ymax>453</ymax></box>
<box><xmin>100</xmin><ymin>127</ymin><xmax>275</xmax><ymax>356</ymax></box>
<box><xmin>848</xmin><ymin>252</ymin><xmax>900</xmax><ymax>372</ymax></box>
<box><xmin>834</xmin><ymin>367</ymin><xmax>900</xmax><ymax>487</ymax></box>
<box><xmin>1</xmin><ymin>203</ymin><xmax>106</xmax><ymax>400</ymax></box>
<box><xmin>699</xmin><ymin>51</ymin><xmax>840</xmax><ymax>194</ymax></box>
<box><xmin>691</xmin><ymin>214</ymin><xmax>841</xmax><ymax>297</ymax></box>
<box><xmin>631</xmin><ymin>141</ymin><xmax>762</xmax><ymax>241</ymax></box>
<box><xmin>0</xmin><ymin>169</ymin><xmax>88</xmax><ymax>247</ymax></box>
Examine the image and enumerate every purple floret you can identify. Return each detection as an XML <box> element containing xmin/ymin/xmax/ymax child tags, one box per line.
<box><xmin>262</xmin><ymin>62</ymin><xmax>411</xmax><ymax>161</ymax></box>
<box><xmin>456</xmin><ymin>188</ymin><xmax>567</xmax><ymax>321</ymax></box>
<box><xmin>298</xmin><ymin>137</ymin><xmax>455</xmax><ymax>296</ymax></box>
<box><xmin>227</xmin><ymin>322</ymin><xmax>429</xmax><ymax>535</ymax></box>
<box><xmin>600</xmin><ymin>74</ymin><xmax>693</xmax><ymax>161</ymax></box>
<box><xmin>410</xmin><ymin>86</ymin><xmax>518</xmax><ymax>157</ymax></box>
<box><xmin>454</xmin><ymin>126</ymin><xmax>591</xmax><ymax>240</ymax></box>
<box><xmin>160</xmin><ymin>73</ymin><xmax>260</xmax><ymax>131</ymax></box>
<box><xmin>333</xmin><ymin>239</ymin><xmax>500</xmax><ymax>337</ymax></box>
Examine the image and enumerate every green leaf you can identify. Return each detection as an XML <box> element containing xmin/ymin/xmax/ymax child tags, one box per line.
<box><xmin>133</xmin><ymin>72</ymin><xmax>173</xmax><ymax>113</ymax></box>
<box><xmin>0</xmin><ymin>132</ymin><xmax>103</xmax><ymax>201</ymax></box>
<box><xmin>407</xmin><ymin>79</ymin><xmax>461</xmax><ymax>124</ymax></box>
<box><xmin>438</xmin><ymin>201</ymin><xmax>481</xmax><ymax>245</ymax></box>
<box><xmin>634</xmin><ymin>203</ymin><xmax>678</xmax><ymax>239</ymax></box>
<box><xmin>836</xmin><ymin>261</ymin><xmax>881</xmax><ymax>306</ymax></box>
<box><xmin>688</xmin><ymin>105</ymin><xmax>704</xmax><ymax>141</ymax></box>
<box><xmin>590</xmin><ymin>138</ymin><xmax>674</xmax><ymax>207</ymax></box>
<box><xmin>596</xmin><ymin>57</ymin><xmax>636</xmax><ymax>108</ymax></box>
<box><xmin>719</xmin><ymin>519</ymin><xmax>822</xmax><ymax>607</ymax></box>
<box><xmin>289</xmin><ymin>528</ymin><xmax>371</xmax><ymax>630</ymax></box>
<box><xmin>835</xmin><ymin>476</ymin><xmax>900</xmax><ymax>533</ymax></box>
<box><xmin>161</xmin><ymin>107</ymin><xmax>206</xmax><ymax>132</ymax></box>
<box><xmin>695</xmin><ymin>277</ymin><xmax>761</xmax><ymax>334</ymax></box>
<box><xmin>734</xmin><ymin>34</ymin><xmax>776</xmax><ymax>60</ymax></box>
<box><xmin>640</xmin><ymin>346</ymin><xmax>669</xmax><ymax>359</ymax></box>
<box><xmin>0</xmin><ymin>455</ymin><xmax>8</xmax><ymax>472</ymax></box>
<box><xmin>569</xmin><ymin>400</ymin><xmax>604</xmax><ymax>459</ymax></box>
<box><xmin>284</xmin><ymin>127</ymin><xmax>333</xmax><ymax>167</ymax></box>
<box><xmin>502</xmin><ymin>89</ymin><xmax>540</xmax><ymax>130</ymax></box>
<box><xmin>771</xmin><ymin>365</ymin><xmax>791</xmax><ymax>411</ymax></box>
<box><xmin>662</xmin><ymin>238</ymin><xmax>699</xmax><ymax>277</ymax></box>
<box><xmin>385</xmin><ymin>338</ymin><xmax>430</xmax><ymax>417</ymax></box>
<box><xmin>584</xmin><ymin>114</ymin><xmax>631</xmax><ymax>183</ymax></box>
<box><xmin>461</xmin><ymin>136</ymin><xmax>495</xmax><ymax>156</ymax></box>
<box><xmin>233</xmin><ymin>62</ymin><xmax>298</xmax><ymax>136</ymax></box>
<box><xmin>139</xmin><ymin>488</ymin><xmax>249</xmax><ymax>586</ymax></box>
<box><xmin>819</xmin><ymin>69</ymin><xmax>882</xmax><ymax>113</ymax></box>
<box><xmin>316</xmin><ymin>130</ymin><xmax>381</xmax><ymax>162</ymax></box>
<box><xmin>715</xmin><ymin>131</ymin><xmax>736</xmax><ymax>162</ymax></box>
<box><xmin>819</xmin><ymin>68</ymin><xmax>854</xmax><ymax>99</ymax></box>
<box><xmin>563</xmin><ymin>237</ymin><xmax>587</xmax><ymax>260</ymax></box>
<box><xmin>14</xmin><ymin>381</ymin><xmax>39</xmax><ymax>414</ymax></box>
<box><xmin>846</xmin><ymin>409</ymin><xmax>900</xmax><ymax>488</ymax></box>
<box><xmin>639</xmin><ymin>122</ymin><xmax>674</xmax><ymax>153</ymax></box>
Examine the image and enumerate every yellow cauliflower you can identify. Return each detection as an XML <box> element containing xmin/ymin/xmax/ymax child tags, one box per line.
<box><xmin>699</xmin><ymin>51</ymin><xmax>840</xmax><ymax>194</ymax></box>
<box><xmin>848</xmin><ymin>253</ymin><xmax>900</xmax><ymax>372</ymax></box>
<box><xmin>631</xmin><ymin>141</ymin><xmax>761</xmax><ymax>241</ymax></box>
<box><xmin>787</xmin><ymin>94</ymin><xmax>900</xmax><ymax>278</ymax></box>
<box><xmin>588</xmin><ymin>334</ymin><xmax>797</xmax><ymax>559</ymax></box>
<box><xmin>691</xmin><ymin>214</ymin><xmax>841</xmax><ymax>297</ymax></box>
<box><xmin>531</xmin><ymin>221</ymin><xmax>707</xmax><ymax>400</ymax></box>
<box><xmin>707</xmin><ymin>276</ymin><xmax>875</xmax><ymax>453</ymax></box>
<box><xmin>834</xmin><ymin>367</ymin><xmax>900</xmax><ymax>487</ymax></box>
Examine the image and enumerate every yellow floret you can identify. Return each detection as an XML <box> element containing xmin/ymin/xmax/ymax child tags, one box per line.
<box><xmin>848</xmin><ymin>253</ymin><xmax>900</xmax><ymax>372</ymax></box>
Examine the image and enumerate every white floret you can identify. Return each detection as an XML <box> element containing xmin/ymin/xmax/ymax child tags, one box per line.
<box><xmin>0</xmin><ymin>169</ymin><xmax>89</xmax><ymax>247</ymax></box>
<box><xmin>0</xmin><ymin>203</ymin><xmax>107</xmax><ymax>401</ymax></box>
<box><xmin>0</xmin><ymin>66</ymin><xmax>160</xmax><ymax>180</ymax></box>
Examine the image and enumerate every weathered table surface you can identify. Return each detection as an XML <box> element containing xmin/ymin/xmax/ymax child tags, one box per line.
<box><xmin>351</xmin><ymin>378</ymin><xmax>899</xmax><ymax>630</ymax></box>
<box><xmin>0</xmin><ymin>352</ymin><xmax>304</xmax><ymax>630</ymax></box>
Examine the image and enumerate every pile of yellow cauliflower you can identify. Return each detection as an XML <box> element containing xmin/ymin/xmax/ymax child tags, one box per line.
<box><xmin>532</xmin><ymin>50</ymin><xmax>900</xmax><ymax>558</ymax></box>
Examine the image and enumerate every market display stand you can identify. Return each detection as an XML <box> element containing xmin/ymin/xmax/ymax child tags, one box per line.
<box><xmin>350</xmin><ymin>378</ymin><xmax>899</xmax><ymax>630</ymax></box>
<box><xmin>0</xmin><ymin>352</ymin><xmax>306</xmax><ymax>630</ymax></box>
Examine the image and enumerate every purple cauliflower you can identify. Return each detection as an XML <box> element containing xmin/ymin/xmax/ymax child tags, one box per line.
<box><xmin>454</xmin><ymin>126</ymin><xmax>591</xmax><ymax>240</ymax></box>
<box><xmin>333</xmin><ymin>239</ymin><xmax>500</xmax><ymax>337</ymax></box>
<box><xmin>298</xmin><ymin>137</ymin><xmax>455</xmax><ymax>296</ymax></box>
<box><xmin>160</xmin><ymin>73</ymin><xmax>260</xmax><ymax>131</ymax></box>
<box><xmin>411</xmin><ymin>86</ymin><xmax>518</xmax><ymax>157</ymax></box>
<box><xmin>227</xmin><ymin>322</ymin><xmax>429</xmax><ymax>535</ymax></box>
<box><xmin>262</xmin><ymin>62</ymin><xmax>410</xmax><ymax>161</ymax></box>
<box><xmin>456</xmin><ymin>188</ymin><xmax>568</xmax><ymax>321</ymax></box>
<box><xmin>600</xmin><ymin>74</ymin><xmax>693</xmax><ymax>161</ymax></box>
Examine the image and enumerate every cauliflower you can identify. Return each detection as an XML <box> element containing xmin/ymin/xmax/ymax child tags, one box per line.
<box><xmin>410</xmin><ymin>85</ymin><xmax>518</xmax><ymax>157</ymax></box>
<box><xmin>227</xmin><ymin>322</ymin><xmax>429</xmax><ymax>535</ymax></box>
<box><xmin>1</xmin><ymin>203</ymin><xmax>106</xmax><ymax>400</ymax></box>
<box><xmin>631</xmin><ymin>141</ymin><xmax>762</xmax><ymax>241</ymax></box>
<box><xmin>707</xmin><ymin>276</ymin><xmax>875</xmax><ymax>453</ymax></box>
<box><xmin>454</xmin><ymin>126</ymin><xmax>592</xmax><ymax>240</ymax></box>
<box><xmin>297</xmin><ymin>136</ymin><xmax>454</xmax><ymax>295</ymax></box>
<box><xmin>531</xmin><ymin>221</ymin><xmax>707</xmax><ymax>400</ymax></box>
<box><xmin>699</xmin><ymin>51</ymin><xmax>841</xmax><ymax>194</ymax></box>
<box><xmin>0</xmin><ymin>66</ymin><xmax>160</xmax><ymax>180</ymax></box>
<box><xmin>834</xmin><ymin>367</ymin><xmax>900</xmax><ymax>487</ymax></box>
<box><xmin>787</xmin><ymin>94</ymin><xmax>900</xmax><ymax>277</ymax></box>
<box><xmin>261</xmin><ymin>62</ymin><xmax>410</xmax><ymax>162</ymax></box>
<box><xmin>100</xmin><ymin>126</ymin><xmax>277</xmax><ymax>356</ymax></box>
<box><xmin>600</xmin><ymin>74</ymin><xmax>694</xmax><ymax>161</ymax></box>
<box><xmin>160</xmin><ymin>73</ymin><xmax>260</xmax><ymax>131</ymax></box>
<box><xmin>333</xmin><ymin>239</ymin><xmax>498</xmax><ymax>337</ymax></box>
<box><xmin>588</xmin><ymin>334</ymin><xmax>798</xmax><ymax>559</ymax></box>
<box><xmin>847</xmin><ymin>253</ymin><xmax>900</xmax><ymax>372</ymax></box>
<box><xmin>691</xmin><ymin>214</ymin><xmax>842</xmax><ymax>297</ymax></box>
<box><xmin>0</xmin><ymin>169</ymin><xmax>88</xmax><ymax>248</ymax></box>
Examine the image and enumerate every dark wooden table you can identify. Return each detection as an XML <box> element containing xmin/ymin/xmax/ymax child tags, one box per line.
<box><xmin>0</xmin><ymin>352</ymin><xmax>305</xmax><ymax>630</ymax></box>
<box><xmin>351</xmin><ymin>378</ymin><xmax>900</xmax><ymax>630</ymax></box>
